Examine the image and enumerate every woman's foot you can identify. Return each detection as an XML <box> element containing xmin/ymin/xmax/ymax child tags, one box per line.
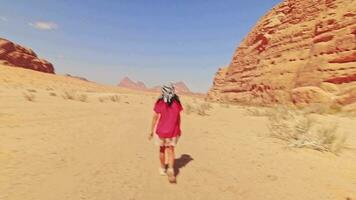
<box><xmin>159</xmin><ymin>167</ymin><xmax>166</xmax><ymax>176</ymax></box>
<box><xmin>167</xmin><ymin>168</ymin><xmax>176</xmax><ymax>183</ymax></box>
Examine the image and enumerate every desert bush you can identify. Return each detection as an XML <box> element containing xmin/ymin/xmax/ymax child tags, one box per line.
<box><xmin>267</xmin><ymin>106</ymin><xmax>346</xmax><ymax>154</ymax></box>
<box><xmin>246</xmin><ymin>107</ymin><xmax>271</xmax><ymax>116</ymax></box>
<box><xmin>196</xmin><ymin>105</ymin><xmax>208</xmax><ymax>116</ymax></box>
<box><xmin>184</xmin><ymin>102</ymin><xmax>212</xmax><ymax>116</ymax></box>
<box><xmin>62</xmin><ymin>90</ymin><xmax>88</xmax><ymax>102</ymax></box>
<box><xmin>98</xmin><ymin>95</ymin><xmax>120</xmax><ymax>103</ymax></box>
<box><xmin>26</xmin><ymin>89</ymin><xmax>37</xmax><ymax>93</ymax></box>
<box><xmin>23</xmin><ymin>92</ymin><xmax>35</xmax><ymax>102</ymax></box>
<box><xmin>220</xmin><ymin>103</ymin><xmax>230</xmax><ymax>108</ymax></box>
<box><xmin>185</xmin><ymin>103</ymin><xmax>194</xmax><ymax>115</ymax></box>
<box><xmin>98</xmin><ymin>97</ymin><xmax>105</xmax><ymax>103</ymax></box>
<box><xmin>49</xmin><ymin>92</ymin><xmax>57</xmax><ymax>97</ymax></box>
<box><xmin>110</xmin><ymin>95</ymin><xmax>120</xmax><ymax>102</ymax></box>
<box><xmin>77</xmin><ymin>94</ymin><xmax>88</xmax><ymax>102</ymax></box>
<box><xmin>194</xmin><ymin>102</ymin><xmax>211</xmax><ymax>116</ymax></box>
<box><xmin>62</xmin><ymin>90</ymin><xmax>76</xmax><ymax>100</ymax></box>
<box><xmin>200</xmin><ymin>102</ymin><xmax>212</xmax><ymax>110</ymax></box>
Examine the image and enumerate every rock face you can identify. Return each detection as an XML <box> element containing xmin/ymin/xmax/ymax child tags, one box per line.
<box><xmin>208</xmin><ymin>67</ymin><xmax>229</xmax><ymax>101</ymax></box>
<box><xmin>207</xmin><ymin>0</ymin><xmax>356</xmax><ymax>108</ymax></box>
<box><xmin>0</xmin><ymin>38</ymin><xmax>54</xmax><ymax>73</ymax></box>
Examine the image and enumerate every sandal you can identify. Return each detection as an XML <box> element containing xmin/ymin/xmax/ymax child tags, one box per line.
<box><xmin>159</xmin><ymin>167</ymin><xmax>166</xmax><ymax>176</ymax></box>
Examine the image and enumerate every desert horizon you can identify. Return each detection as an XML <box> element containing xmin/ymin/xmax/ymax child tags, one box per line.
<box><xmin>1</xmin><ymin>0</ymin><xmax>356</xmax><ymax>199</ymax></box>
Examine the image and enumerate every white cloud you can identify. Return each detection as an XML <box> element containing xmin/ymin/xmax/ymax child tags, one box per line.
<box><xmin>0</xmin><ymin>16</ymin><xmax>8</xmax><ymax>21</ymax></box>
<box><xmin>29</xmin><ymin>21</ymin><xmax>58</xmax><ymax>30</ymax></box>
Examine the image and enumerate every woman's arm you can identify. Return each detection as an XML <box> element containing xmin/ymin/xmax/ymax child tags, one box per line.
<box><xmin>148</xmin><ymin>112</ymin><xmax>159</xmax><ymax>140</ymax></box>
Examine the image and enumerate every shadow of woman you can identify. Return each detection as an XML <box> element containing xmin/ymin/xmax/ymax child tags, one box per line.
<box><xmin>174</xmin><ymin>154</ymin><xmax>193</xmax><ymax>177</ymax></box>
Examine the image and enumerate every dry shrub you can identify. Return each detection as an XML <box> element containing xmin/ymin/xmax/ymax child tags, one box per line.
<box><xmin>196</xmin><ymin>105</ymin><xmax>208</xmax><ymax>116</ymax></box>
<box><xmin>185</xmin><ymin>103</ymin><xmax>194</xmax><ymax>115</ymax></box>
<box><xmin>184</xmin><ymin>102</ymin><xmax>212</xmax><ymax>116</ymax></box>
<box><xmin>77</xmin><ymin>94</ymin><xmax>88</xmax><ymax>102</ymax></box>
<box><xmin>220</xmin><ymin>103</ymin><xmax>230</xmax><ymax>108</ymax></box>
<box><xmin>23</xmin><ymin>92</ymin><xmax>35</xmax><ymax>102</ymax></box>
<box><xmin>98</xmin><ymin>95</ymin><xmax>120</xmax><ymax>103</ymax></box>
<box><xmin>49</xmin><ymin>92</ymin><xmax>57</xmax><ymax>97</ymax></box>
<box><xmin>196</xmin><ymin>102</ymin><xmax>212</xmax><ymax>116</ymax></box>
<box><xmin>201</xmin><ymin>102</ymin><xmax>212</xmax><ymax>110</ymax></box>
<box><xmin>246</xmin><ymin>107</ymin><xmax>272</xmax><ymax>116</ymax></box>
<box><xmin>26</xmin><ymin>89</ymin><xmax>37</xmax><ymax>93</ymax></box>
<box><xmin>110</xmin><ymin>95</ymin><xmax>120</xmax><ymax>102</ymax></box>
<box><xmin>62</xmin><ymin>90</ymin><xmax>88</xmax><ymax>102</ymax></box>
<box><xmin>62</xmin><ymin>90</ymin><xmax>76</xmax><ymax>100</ymax></box>
<box><xmin>268</xmin><ymin>106</ymin><xmax>346</xmax><ymax>154</ymax></box>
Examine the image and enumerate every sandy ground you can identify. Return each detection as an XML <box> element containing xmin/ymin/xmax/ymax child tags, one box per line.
<box><xmin>1</xmin><ymin>65</ymin><xmax>356</xmax><ymax>200</ymax></box>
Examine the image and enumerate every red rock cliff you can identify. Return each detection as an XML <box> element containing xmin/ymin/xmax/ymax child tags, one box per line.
<box><xmin>207</xmin><ymin>0</ymin><xmax>356</xmax><ymax>108</ymax></box>
<box><xmin>0</xmin><ymin>38</ymin><xmax>54</xmax><ymax>73</ymax></box>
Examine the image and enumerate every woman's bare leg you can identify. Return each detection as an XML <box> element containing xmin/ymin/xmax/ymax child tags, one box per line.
<box><xmin>159</xmin><ymin>146</ymin><xmax>166</xmax><ymax>168</ymax></box>
<box><xmin>167</xmin><ymin>146</ymin><xmax>175</xmax><ymax>170</ymax></box>
<box><xmin>166</xmin><ymin>146</ymin><xmax>176</xmax><ymax>183</ymax></box>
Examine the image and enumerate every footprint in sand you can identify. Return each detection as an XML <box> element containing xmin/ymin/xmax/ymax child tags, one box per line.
<box><xmin>266</xmin><ymin>174</ymin><xmax>278</xmax><ymax>181</ymax></box>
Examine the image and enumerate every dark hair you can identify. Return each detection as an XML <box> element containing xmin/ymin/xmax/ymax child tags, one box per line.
<box><xmin>156</xmin><ymin>94</ymin><xmax>181</xmax><ymax>106</ymax></box>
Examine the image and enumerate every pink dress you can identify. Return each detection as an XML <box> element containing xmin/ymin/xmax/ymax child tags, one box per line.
<box><xmin>154</xmin><ymin>100</ymin><xmax>183</xmax><ymax>146</ymax></box>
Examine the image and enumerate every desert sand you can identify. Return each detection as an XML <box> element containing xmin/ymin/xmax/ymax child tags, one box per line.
<box><xmin>1</xmin><ymin>65</ymin><xmax>356</xmax><ymax>200</ymax></box>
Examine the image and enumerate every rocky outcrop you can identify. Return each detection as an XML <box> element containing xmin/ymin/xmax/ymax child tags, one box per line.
<box><xmin>0</xmin><ymin>38</ymin><xmax>54</xmax><ymax>73</ymax></box>
<box><xmin>65</xmin><ymin>74</ymin><xmax>89</xmax><ymax>82</ymax></box>
<box><xmin>207</xmin><ymin>0</ymin><xmax>356</xmax><ymax>108</ymax></box>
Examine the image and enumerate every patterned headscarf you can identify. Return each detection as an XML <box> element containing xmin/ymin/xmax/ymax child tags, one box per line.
<box><xmin>161</xmin><ymin>83</ymin><xmax>176</xmax><ymax>104</ymax></box>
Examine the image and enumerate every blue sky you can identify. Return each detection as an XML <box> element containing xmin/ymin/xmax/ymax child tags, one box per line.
<box><xmin>0</xmin><ymin>0</ymin><xmax>281</xmax><ymax>92</ymax></box>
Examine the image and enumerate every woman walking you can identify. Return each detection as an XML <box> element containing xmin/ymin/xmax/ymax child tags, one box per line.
<box><xmin>148</xmin><ymin>84</ymin><xmax>183</xmax><ymax>183</ymax></box>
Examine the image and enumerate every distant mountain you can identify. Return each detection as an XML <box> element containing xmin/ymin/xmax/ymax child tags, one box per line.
<box><xmin>151</xmin><ymin>82</ymin><xmax>192</xmax><ymax>94</ymax></box>
<box><xmin>117</xmin><ymin>77</ymin><xmax>197</xmax><ymax>95</ymax></box>
<box><xmin>173</xmin><ymin>81</ymin><xmax>191</xmax><ymax>93</ymax></box>
<box><xmin>150</xmin><ymin>85</ymin><xmax>161</xmax><ymax>92</ymax></box>
<box><xmin>118</xmin><ymin>77</ymin><xmax>147</xmax><ymax>90</ymax></box>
